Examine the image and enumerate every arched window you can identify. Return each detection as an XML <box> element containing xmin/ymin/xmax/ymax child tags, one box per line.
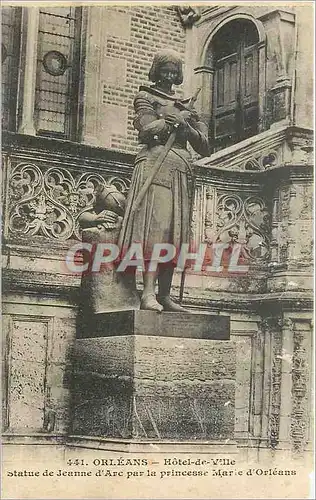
<box><xmin>206</xmin><ymin>19</ymin><xmax>262</xmax><ymax>152</ymax></box>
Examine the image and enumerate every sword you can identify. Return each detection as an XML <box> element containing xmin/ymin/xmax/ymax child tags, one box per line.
<box><xmin>179</xmin><ymin>169</ymin><xmax>196</xmax><ymax>304</ymax></box>
<box><xmin>130</xmin><ymin>87</ymin><xmax>201</xmax><ymax>217</ymax></box>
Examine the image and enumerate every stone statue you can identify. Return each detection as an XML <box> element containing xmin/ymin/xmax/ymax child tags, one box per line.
<box><xmin>118</xmin><ymin>49</ymin><xmax>209</xmax><ymax>312</ymax></box>
<box><xmin>79</xmin><ymin>183</ymin><xmax>125</xmax><ymax>244</ymax></box>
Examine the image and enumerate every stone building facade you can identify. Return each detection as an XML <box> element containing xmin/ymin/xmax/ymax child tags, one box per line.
<box><xmin>2</xmin><ymin>4</ymin><xmax>314</xmax><ymax>462</ymax></box>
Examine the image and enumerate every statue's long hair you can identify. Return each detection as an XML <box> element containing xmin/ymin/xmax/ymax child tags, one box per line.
<box><xmin>148</xmin><ymin>49</ymin><xmax>183</xmax><ymax>85</ymax></box>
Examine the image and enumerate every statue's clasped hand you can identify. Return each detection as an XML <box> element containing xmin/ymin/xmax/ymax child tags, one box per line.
<box><xmin>164</xmin><ymin>110</ymin><xmax>192</xmax><ymax>129</ymax></box>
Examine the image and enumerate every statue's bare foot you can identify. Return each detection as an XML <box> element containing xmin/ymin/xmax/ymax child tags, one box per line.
<box><xmin>157</xmin><ymin>296</ymin><xmax>187</xmax><ymax>312</ymax></box>
<box><xmin>140</xmin><ymin>294</ymin><xmax>163</xmax><ymax>312</ymax></box>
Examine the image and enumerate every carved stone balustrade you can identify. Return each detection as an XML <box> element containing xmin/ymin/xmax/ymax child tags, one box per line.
<box><xmin>190</xmin><ymin>125</ymin><xmax>313</xmax><ymax>305</ymax></box>
<box><xmin>2</xmin><ymin>132</ymin><xmax>133</xmax><ymax>312</ymax></box>
<box><xmin>195</xmin><ymin>125</ymin><xmax>313</xmax><ymax>171</ymax></box>
<box><xmin>2</xmin><ymin>126</ymin><xmax>313</xmax><ymax>310</ymax></box>
<box><xmin>2</xmin><ymin>132</ymin><xmax>133</xmax><ymax>244</ymax></box>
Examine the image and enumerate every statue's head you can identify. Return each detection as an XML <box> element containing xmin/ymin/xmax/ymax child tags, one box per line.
<box><xmin>148</xmin><ymin>49</ymin><xmax>183</xmax><ymax>86</ymax></box>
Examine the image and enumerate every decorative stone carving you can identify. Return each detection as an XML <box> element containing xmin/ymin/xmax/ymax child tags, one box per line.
<box><xmin>244</xmin><ymin>150</ymin><xmax>279</xmax><ymax>171</ymax></box>
<box><xmin>269</xmin><ymin>79</ymin><xmax>292</xmax><ymax>124</ymax></box>
<box><xmin>190</xmin><ymin>184</ymin><xmax>205</xmax><ymax>248</ymax></box>
<box><xmin>291</xmin><ymin>325</ymin><xmax>310</xmax><ymax>453</ymax></box>
<box><xmin>7</xmin><ymin>162</ymin><xmax>130</xmax><ymax>241</ymax></box>
<box><xmin>288</xmin><ymin>134</ymin><xmax>314</xmax><ymax>164</ymax></box>
<box><xmin>205</xmin><ymin>192</ymin><xmax>270</xmax><ymax>261</ymax></box>
<box><xmin>176</xmin><ymin>6</ymin><xmax>201</xmax><ymax>27</ymax></box>
<box><xmin>42</xmin><ymin>50</ymin><xmax>68</xmax><ymax>76</ymax></box>
<box><xmin>269</xmin><ymin>323</ymin><xmax>282</xmax><ymax>448</ymax></box>
<box><xmin>79</xmin><ymin>183</ymin><xmax>126</xmax><ymax>244</ymax></box>
<box><xmin>77</xmin><ymin>176</ymin><xmax>140</xmax><ymax>321</ymax></box>
<box><xmin>270</xmin><ymin>180</ymin><xmax>313</xmax><ymax>269</ymax></box>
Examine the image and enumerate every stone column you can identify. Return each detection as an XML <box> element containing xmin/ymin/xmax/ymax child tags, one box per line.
<box><xmin>261</xmin><ymin>9</ymin><xmax>296</xmax><ymax>128</ymax></box>
<box><xmin>278</xmin><ymin>317</ymin><xmax>294</xmax><ymax>448</ymax></box>
<box><xmin>291</xmin><ymin>318</ymin><xmax>313</xmax><ymax>454</ymax></box>
<box><xmin>18</xmin><ymin>7</ymin><xmax>39</xmax><ymax>136</ymax></box>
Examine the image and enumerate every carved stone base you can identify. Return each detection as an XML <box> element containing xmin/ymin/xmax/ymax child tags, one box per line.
<box><xmin>71</xmin><ymin>315</ymin><xmax>236</xmax><ymax>441</ymax></box>
<box><xmin>77</xmin><ymin>310</ymin><xmax>230</xmax><ymax>339</ymax></box>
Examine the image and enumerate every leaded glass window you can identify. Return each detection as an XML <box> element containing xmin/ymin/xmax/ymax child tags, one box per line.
<box><xmin>34</xmin><ymin>7</ymin><xmax>82</xmax><ymax>139</ymax></box>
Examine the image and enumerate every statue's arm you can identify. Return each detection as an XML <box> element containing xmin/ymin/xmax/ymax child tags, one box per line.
<box><xmin>133</xmin><ymin>92</ymin><xmax>170</xmax><ymax>143</ymax></box>
<box><xmin>78</xmin><ymin>211</ymin><xmax>99</xmax><ymax>228</ymax></box>
<box><xmin>186</xmin><ymin>118</ymin><xmax>210</xmax><ymax>157</ymax></box>
<box><xmin>79</xmin><ymin>211</ymin><xmax>118</xmax><ymax>228</ymax></box>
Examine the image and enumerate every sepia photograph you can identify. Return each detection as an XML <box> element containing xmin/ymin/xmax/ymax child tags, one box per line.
<box><xmin>1</xmin><ymin>1</ymin><xmax>314</xmax><ymax>499</ymax></box>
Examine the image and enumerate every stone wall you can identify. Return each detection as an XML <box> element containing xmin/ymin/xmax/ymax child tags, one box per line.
<box><xmin>2</xmin><ymin>297</ymin><xmax>76</xmax><ymax>435</ymax></box>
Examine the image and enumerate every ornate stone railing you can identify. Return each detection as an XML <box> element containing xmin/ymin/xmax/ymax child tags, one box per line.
<box><xmin>2</xmin><ymin>126</ymin><xmax>313</xmax><ymax>299</ymax></box>
<box><xmin>191</xmin><ymin>125</ymin><xmax>313</xmax><ymax>268</ymax></box>
<box><xmin>195</xmin><ymin>125</ymin><xmax>313</xmax><ymax>171</ymax></box>
<box><xmin>2</xmin><ymin>132</ymin><xmax>133</xmax><ymax>244</ymax></box>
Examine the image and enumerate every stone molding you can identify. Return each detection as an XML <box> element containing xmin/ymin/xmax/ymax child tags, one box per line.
<box><xmin>3</xmin><ymin>268</ymin><xmax>313</xmax><ymax>314</ymax></box>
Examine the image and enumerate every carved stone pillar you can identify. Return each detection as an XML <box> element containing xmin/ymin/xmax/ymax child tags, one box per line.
<box><xmin>267</xmin><ymin>317</ymin><xmax>283</xmax><ymax>450</ymax></box>
<box><xmin>260</xmin><ymin>314</ymin><xmax>312</xmax><ymax>457</ymax></box>
<box><xmin>266</xmin><ymin>162</ymin><xmax>313</xmax><ymax>292</ymax></box>
<box><xmin>278</xmin><ymin>317</ymin><xmax>294</xmax><ymax>447</ymax></box>
<box><xmin>291</xmin><ymin>318</ymin><xmax>313</xmax><ymax>454</ymax></box>
<box><xmin>261</xmin><ymin>9</ymin><xmax>296</xmax><ymax>126</ymax></box>
<box><xmin>269</xmin><ymin>78</ymin><xmax>292</xmax><ymax>126</ymax></box>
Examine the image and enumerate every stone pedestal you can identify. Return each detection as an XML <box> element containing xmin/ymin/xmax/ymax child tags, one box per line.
<box><xmin>72</xmin><ymin>311</ymin><xmax>236</xmax><ymax>442</ymax></box>
<box><xmin>77</xmin><ymin>309</ymin><xmax>230</xmax><ymax>339</ymax></box>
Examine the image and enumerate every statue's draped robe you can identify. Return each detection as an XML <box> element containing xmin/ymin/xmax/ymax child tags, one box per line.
<box><xmin>118</xmin><ymin>86</ymin><xmax>209</xmax><ymax>260</ymax></box>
